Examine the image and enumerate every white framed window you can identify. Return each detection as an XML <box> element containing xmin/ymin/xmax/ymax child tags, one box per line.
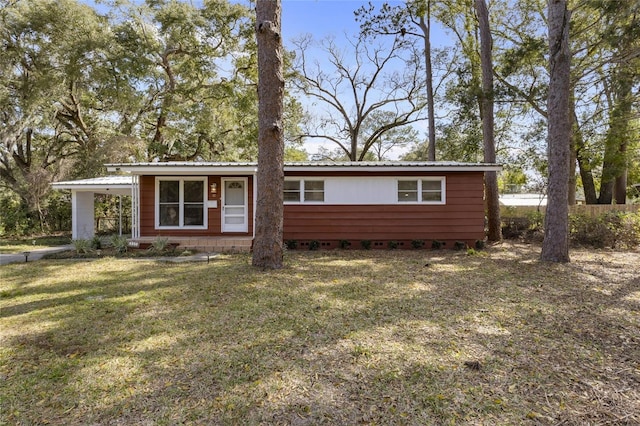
<box><xmin>284</xmin><ymin>180</ymin><xmax>301</xmax><ymax>202</ymax></box>
<box><xmin>397</xmin><ymin>178</ymin><xmax>445</xmax><ymax>204</ymax></box>
<box><xmin>156</xmin><ymin>177</ymin><xmax>207</xmax><ymax>228</ymax></box>
<box><xmin>284</xmin><ymin>179</ymin><xmax>325</xmax><ymax>203</ymax></box>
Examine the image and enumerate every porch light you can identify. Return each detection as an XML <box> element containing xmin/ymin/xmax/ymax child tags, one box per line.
<box><xmin>210</xmin><ymin>182</ymin><xmax>217</xmax><ymax>197</ymax></box>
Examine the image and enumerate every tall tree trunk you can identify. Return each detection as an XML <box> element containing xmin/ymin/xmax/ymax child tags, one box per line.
<box><xmin>598</xmin><ymin>148</ymin><xmax>616</xmax><ymax>205</ymax></box>
<box><xmin>350</xmin><ymin>130</ymin><xmax>358</xmax><ymax>161</ymax></box>
<box><xmin>252</xmin><ymin>0</ymin><xmax>285</xmax><ymax>269</ymax></box>
<box><xmin>572</xmin><ymin>103</ymin><xmax>598</xmax><ymax>204</ymax></box>
<box><xmin>597</xmin><ymin>5</ymin><xmax>635</xmax><ymax>205</ymax></box>
<box><xmin>475</xmin><ymin>0</ymin><xmax>501</xmax><ymax>242</ymax></box>
<box><xmin>417</xmin><ymin>1</ymin><xmax>436</xmax><ymax>161</ymax></box>
<box><xmin>607</xmin><ymin>67</ymin><xmax>632</xmax><ymax>205</ymax></box>
<box><xmin>615</xmin><ymin>167</ymin><xmax>627</xmax><ymax>204</ymax></box>
<box><xmin>541</xmin><ymin>0</ymin><xmax>571</xmax><ymax>263</ymax></box>
<box><xmin>568</xmin><ymin>93</ymin><xmax>576</xmax><ymax>205</ymax></box>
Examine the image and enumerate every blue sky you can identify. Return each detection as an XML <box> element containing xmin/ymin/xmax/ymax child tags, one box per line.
<box><xmin>280</xmin><ymin>1</ymin><xmax>454</xmax><ymax>158</ymax></box>
<box><xmin>281</xmin><ymin>0</ymin><xmax>452</xmax><ymax>49</ymax></box>
<box><xmin>282</xmin><ymin>0</ymin><xmax>376</xmax><ymax>41</ymax></box>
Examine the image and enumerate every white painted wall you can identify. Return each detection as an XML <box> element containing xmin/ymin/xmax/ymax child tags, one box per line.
<box><xmin>71</xmin><ymin>191</ymin><xmax>95</xmax><ymax>240</ymax></box>
<box><xmin>285</xmin><ymin>176</ymin><xmax>446</xmax><ymax>205</ymax></box>
<box><xmin>324</xmin><ymin>177</ymin><xmax>396</xmax><ymax>204</ymax></box>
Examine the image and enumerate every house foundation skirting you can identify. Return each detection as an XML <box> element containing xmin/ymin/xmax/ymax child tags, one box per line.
<box><xmin>130</xmin><ymin>236</ymin><xmax>252</xmax><ymax>253</ymax></box>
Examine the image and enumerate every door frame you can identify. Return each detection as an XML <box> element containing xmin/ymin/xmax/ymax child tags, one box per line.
<box><xmin>221</xmin><ymin>177</ymin><xmax>248</xmax><ymax>233</ymax></box>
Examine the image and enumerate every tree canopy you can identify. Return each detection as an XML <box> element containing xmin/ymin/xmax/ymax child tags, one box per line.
<box><xmin>289</xmin><ymin>32</ymin><xmax>427</xmax><ymax>161</ymax></box>
<box><xmin>0</xmin><ymin>0</ymin><xmax>302</xmax><ymax>234</ymax></box>
<box><xmin>0</xmin><ymin>0</ymin><xmax>638</xmax><ymax>237</ymax></box>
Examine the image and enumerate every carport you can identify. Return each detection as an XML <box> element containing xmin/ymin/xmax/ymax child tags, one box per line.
<box><xmin>51</xmin><ymin>176</ymin><xmax>133</xmax><ymax>240</ymax></box>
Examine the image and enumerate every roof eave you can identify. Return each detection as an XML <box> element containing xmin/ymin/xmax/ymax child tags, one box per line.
<box><xmin>283</xmin><ymin>165</ymin><xmax>503</xmax><ymax>173</ymax></box>
<box><xmin>106</xmin><ymin>162</ymin><xmax>502</xmax><ymax>174</ymax></box>
<box><xmin>106</xmin><ymin>164</ymin><xmax>259</xmax><ymax>175</ymax></box>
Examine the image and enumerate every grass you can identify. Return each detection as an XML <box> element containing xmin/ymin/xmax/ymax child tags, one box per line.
<box><xmin>0</xmin><ymin>235</ymin><xmax>71</xmax><ymax>253</ymax></box>
<box><xmin>1</xmin><ymin>242</ymin><xmax>638</xmax><ymax>425</ymax></box>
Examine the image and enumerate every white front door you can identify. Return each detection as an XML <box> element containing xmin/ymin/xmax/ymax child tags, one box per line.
<box><xmin>222</xmin><ymin>178</ymin><xmax>248</xmax><ymax>232</ymax></box>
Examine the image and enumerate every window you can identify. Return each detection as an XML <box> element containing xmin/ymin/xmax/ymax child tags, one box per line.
<box><xmin>284</xmin><ymin>180</ymin><xmax>301</xmax><ymax>202</ymax></box>
<box><xmin>157</xmin><ymin>178</ymin><xmax>206</xmax><ymax>228</ymax></box>
<box><xmin>397</xmin><ymin>178</ymin><xmax>444</xmax><ymax>203</ymax></box>
<box><xmin>398</xmin><ymin>180</ymin><xmax>418</xmax><ymax>202</ymax></box>
<box><xmin>304</xmin><ymin>180</ymin><xmax>324</xmax><ymax>202</ymax></box>
<box><xmin>284</xmin><ymin>180</ymin><xmax>324</xmax><ymax>203</ymax></box>
<box><xmin>421</xmin><ymin>180</ymin><xmax>443</xmax><ymax>201</ymax></box>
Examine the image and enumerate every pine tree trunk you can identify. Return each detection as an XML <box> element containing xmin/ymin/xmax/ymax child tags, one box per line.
<box><xmin>418</xmin><ymin>3</ymin><xmax>436</xmax><ymax>162</ymax></box>
<box><xmin>252</xmin><ymin>0</ymin><xmax>285</xmax><ymax>269</ymax></box>
<box><xmin>568</xmin><ymin>98</ymin><xmax>576</xmax><ymax>205</ymax></box>
<box><xmin>475</xmin><ymin>0</ymin><xmax>501</xmax><ymax>242</ymax></box>
<box><xmin>541</xmin><ymin>0</ymin><xmax>571</xmax><ymax>263</ymax></box>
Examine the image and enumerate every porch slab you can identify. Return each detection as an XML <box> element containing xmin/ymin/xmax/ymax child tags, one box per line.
<box><xmin>131</xmin><ymin>236</ymin><xmax>253</xmax><ymax>253</ymax></box>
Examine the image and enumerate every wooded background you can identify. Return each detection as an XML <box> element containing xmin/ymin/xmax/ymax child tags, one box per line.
<box><xmin>1</xmin><ymin>0</ymin><xmax>638</xmax><ymax>236</ymax></box>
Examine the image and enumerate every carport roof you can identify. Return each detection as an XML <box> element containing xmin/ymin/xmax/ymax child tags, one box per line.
<box><xmin>51</xmin><ymin>176</ymin><xmax>132</xmax><ymax>195</ymax></box>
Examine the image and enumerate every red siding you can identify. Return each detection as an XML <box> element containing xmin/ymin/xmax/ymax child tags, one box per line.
<box><xmin>139</xmin><ymin>175</ymin><xmax>253</xmax><ymax>238</ymax></box>
<box><xmin>283</xmin><ymin>172</ymin><xmax>486</xmax><ymax>247</ymax></box>
<box><xmin>137</xmin><ymin>170</ymin><xmax>487</xmax><ymax>247</ymax></box>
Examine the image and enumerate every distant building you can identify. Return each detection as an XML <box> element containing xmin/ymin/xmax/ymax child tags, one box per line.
<box><xmin>499</xmin><ymin>193</ymin><xmax>547</xmax><ymax>207</ymax></box>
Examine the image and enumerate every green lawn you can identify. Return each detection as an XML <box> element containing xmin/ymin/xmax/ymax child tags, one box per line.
<box><xmin>0</xmin><ymin>235</ymin><xmax>71</xmax><ymax>253</ymax></box>
<box><xmin>1</xmin><ymin>244</ymin><xmax>638</xmax><ymax>425</ymax></box>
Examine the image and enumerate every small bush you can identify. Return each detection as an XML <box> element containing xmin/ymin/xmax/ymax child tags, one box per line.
<box><xmin>454</xmin><ymin>241</ymin><xmax>467</xmax><ymax>250</ymax></box>
<box><xmin>501</xmin><ymin>217</ymin><xmax>531</xmax><ymax>239</ymax></box>
<box><xmin>570</xmin><ymin>214</ymin><xmax>606</xmax><ymax>248</ymax></box>
<box><xmin>570</xmin><ymin>211</ymin><xmax>640</xmax><ymax>249</ymax></box>
<box><xmin>148</xmin><ymin>236</ymin><xmax>171</xmax><ymax>254</ymax></box>
<box><xmin>387</xmin><ymin>240</ymin><xmax>399</xmax><ymax>249</ymax></box>
<box><xmin>339</xmin><ymin>239</ymin><xmax>351</xmax><ymax>249</ymax></box>
<box><xmin>72</xmin><ymin>239</ymin><xmax>92</xmax><ymax>254</ymax></box>
<box><xmin>110</xmin><ymin>235</ymin><xmax>129</xmax><ymax>254</ymax></box>
<box><xmin>431</xmin><ymin>240</ymin><xmax>444</xmax><ymax>250</ymax></box>
<box><xmin>360</xmin><ymin>240</ymin><xmax>372</xmax><ymax>250</ymax></box>
<box><xmin>285</xmin><ymin>240</ymin><xmax>298</xmax><ymax>250</ymax></box>
<box><xmin>475</xmin><ymin>239</ymin><xmax>486</xmax><ymax>250</ymax></box>
<box><xmin>525</xmin><ymin>210</ymin><xmax>544</xmax><ymax>231</ymax></box>
<box><xmin>607</xmin><ymin>212</ymin><xmax>640</xmax><ymax>248</ymax></box>
<box><xmin>91</xmin><ymin>235</ymin><xmax>102</xmax><ymax>250</ymax></box>
<box><xmin>411</xmin><ymin>239</ymin><xmax>425</xmax><ymax>249</ymax></box>
<box><xmin>308</xmin><ymin>240</ymin><xmax>320</xmax><ymax>251</ymax></box>
<box><xmin>502</xmin><ymin>214</ymin><xmax>545</xmax><ymax>241</ymax></box>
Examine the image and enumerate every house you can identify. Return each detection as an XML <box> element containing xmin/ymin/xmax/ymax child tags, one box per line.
<box><xmin>53</xmin><ymin>161</ymin><xmax>502</xmax><ymax>251</ymax></box>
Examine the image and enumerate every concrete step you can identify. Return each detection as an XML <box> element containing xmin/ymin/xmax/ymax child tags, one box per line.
<box><xmin>130</xmin><ymin>236</ymin><xmax>252</xmax><ymax>253</ymax></box>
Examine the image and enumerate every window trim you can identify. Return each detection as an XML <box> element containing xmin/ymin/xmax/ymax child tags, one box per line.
<box><xmin>396</xmin><ymin>177</ymin><xmax>446</xmax><ymax>204</ymax></box>
<box><xmin>283</xmin><ymin>179</ymin><xmax>325</xmax><ymax>203</ymax></box>
<box><xmin>155</xmin><ymin>177</ymin><xmax>208</xmax><ymax>229</ymax></box>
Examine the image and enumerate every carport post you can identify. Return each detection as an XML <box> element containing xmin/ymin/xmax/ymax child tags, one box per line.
<box><xmin>119</xmin><ymin>195</ymin><xmax>123</xmax><ymax>236</ymax></box>
<box><xmin>71</xmin><ymin>190</ymin><xmax>95</xmax><ymax>240</ymax></box>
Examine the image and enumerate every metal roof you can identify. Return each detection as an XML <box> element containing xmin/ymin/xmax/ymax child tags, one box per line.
<box><xmin>52</xmin><ymin>176</ymin><xmax>133</xmax><ymax>186</ymax></box>
<box><xmin>499</xmin><ymin>193</ymin><xmax>547</xmax><ymax>207</ymax></box>
<box><xmin>51</xmin><ymin>176</ymin><xmax>133</xmax><ymax>195</ymax></box>
<box><xmin>106</xmin><ymin>161</ymin><xmax>499</xmax><ymax>167</ymax></box>
<box><xmin>105</xmin><ymin>161</ymin><xmax>502</xmax><ymax>174</ymax></box>
<box><xmin>53</xmin><ymin>161</ymin><xmax>503</xmax><ymax>192</ymax></box>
